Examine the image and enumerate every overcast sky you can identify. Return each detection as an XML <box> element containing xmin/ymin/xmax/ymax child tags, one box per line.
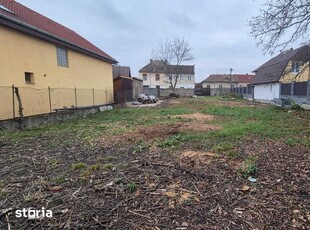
<box><xmin>18</xmin><ymin>0</ymin><xmax>273</xmax><ymax>82</ymax></box>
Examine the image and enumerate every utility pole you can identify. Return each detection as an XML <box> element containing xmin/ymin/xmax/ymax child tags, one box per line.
<box><xmin>229</xmin><ymin>68</ymin><xmax>233</xmax><ymax>91</ymax></box>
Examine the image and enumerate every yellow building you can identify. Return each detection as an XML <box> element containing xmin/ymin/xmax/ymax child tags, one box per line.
<box><xmin>0</xmin><ymin>0</ymin><xmax>117</xmax><ymax>120</ymax></box>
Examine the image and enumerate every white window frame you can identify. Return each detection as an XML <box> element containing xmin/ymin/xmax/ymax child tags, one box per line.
<box><xmin>56</xmin><ymin>47</ymin><xmax>69</xmax><ymax>67</ymax></box>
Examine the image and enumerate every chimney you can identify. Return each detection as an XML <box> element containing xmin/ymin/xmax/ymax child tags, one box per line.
<box><xmin>150</xmin><ymin>59</ymin><xmax>153</xmax><ymax>63</ymax></box>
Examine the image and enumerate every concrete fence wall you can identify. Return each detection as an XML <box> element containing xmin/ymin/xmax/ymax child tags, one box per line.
<box><xmin>0</xmin><ymin>105</ymin><xmax>113</xmax><ymax>131</ymax></box>
<box><xmin>144</xmin><ymin>87</ymin><xmax>194</xmax><ymax>97</ymax></box>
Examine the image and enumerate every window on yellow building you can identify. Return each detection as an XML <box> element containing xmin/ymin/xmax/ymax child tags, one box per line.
<box><xmin>25</xmin><ymin>72</ymin><xmax>34</xmax><ymax>84</ymax></box>
<box><xmin>56</xmin><ymin>47</ymin><xmax>69</xmax><ymax>67</ymax></box>
<box><xmin>291</xmin><ymin>62</ymin><xmax>300</xmax><ymax>73</ymax></box>
<box><xmin>155</xmin><ymin>74</ymin><xmax>160</xmax><ymax>81</ymax></box>
<box><xmin>143</xmin><ymin>74</ymin><xmax>147</xmax><ymax>80</ymax></box>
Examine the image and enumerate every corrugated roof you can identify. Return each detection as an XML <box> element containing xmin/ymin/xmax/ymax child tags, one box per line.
<box><xmin>139</xmin><ymin>60</ymin><xmax>195</xmax><ymax>74</ymax></box>
<box><xmin>252</xmin><ymin>45</ymin><xmax>310</xmax><ymax>84</ymax></box>
<box><xmin>0</xmin><ymin>0</ymin><xmax>117</xmax><ymax>63</ymax></box>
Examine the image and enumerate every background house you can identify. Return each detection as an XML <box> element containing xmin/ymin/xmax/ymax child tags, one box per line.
<box><xmin>252</xmin><ymin>45</ymin><xmax>310</xmax><ymax>101</ymax></box>
<box><xmin>201</xmin><ymin>74</ymin><xmax>238</xmax><ymax>95</ymax></box>
<box><xmin>237</xmin><ymin>74</ymin><xmax>255</xmax><ymax>87</ymax></box>
<box><xmin>0</xmin><ymin>0</ymin><xmax>117</xmax><ymax>120</ymax></box>
<box><xmin>139</xmin><ymin>60</ymin><xmax>195</xmax><ymax>89</ymax></box>
<box><xmin>201</xmin><ymin>74</ymin><xmax>255</xmax><ymax>96</ymax></box>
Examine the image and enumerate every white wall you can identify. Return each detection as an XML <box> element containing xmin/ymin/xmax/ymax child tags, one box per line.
<box><xmin>140</xmin><ymin>73</ymin><xmax>195</xmax><ymax>89</ymax></box>
<box><xmin>254</xmin><ymin>83</ymin><xmax>280</xmax><ymax>100</ymax></box>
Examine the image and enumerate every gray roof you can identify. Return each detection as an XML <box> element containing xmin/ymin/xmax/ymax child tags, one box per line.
<box><xmin>252</xmin><ymin>45</ymin><xmax>310</xmax><ymax>84</ymax></box>
<box><xmin>202</xmin><ymin>74</ymin><xmax>239</xmax><ymax>83</ymax></box>
<box><xmin>112</xmin><ymin>66</ymin><xmax>131</xmax><ymax>79</ymax></box>
<box><xmin>139</xmin><ymin>60</ymin><xmax>194</xmax><ymax>74</ymax></box>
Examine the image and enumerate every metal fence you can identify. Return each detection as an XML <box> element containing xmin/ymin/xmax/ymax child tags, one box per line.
<box><xmin>231</xmin><ymin>86</ymin><xmax>253</xmax><ymax>98</ymax></box>
<box><xmin>281</xmin><ymin>81</ymin><xmax>309</xmax><ymax>96</ymax></box>
<box><xmin>279</xmin><ymin>81</ymin><xmax>310</xmax><ymax>104</ymax></box>
<box><xmin>0</xmin><ymin>85</ymin><xmax>114</xmax><ymax>121</ymax></box>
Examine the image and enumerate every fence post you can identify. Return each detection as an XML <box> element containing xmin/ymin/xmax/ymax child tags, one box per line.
<box><xmin>48</xmin><ymin>86</ymin><xmax>52</xmax><ymax>113</ymax></box>
<box><xmin>291</xmin><ymin>82</ymin><xmax>294</xmax><ymax>97</ymax></box>
<box><xmin>307</xmin><ymin>80</ymin><xmax>310</xmax><ymax>97</ymax></box>
<box><xmin>92</xmin><ymin>88</ymin><xmax>95</xmax><ymax>106</ymax></box>
<box><xmin>12</xmin><ymin>84</ymin><xmax>15</xmax><ymax>118</ymax></box>
<box><xmin>105</xmin><ymin>89</ymin><xmax>108</xmax><ymax>105</ymax></box>
<box><xmin>74</xmin><ymin>87</ymin><xmax>77</xmax><ymax>108</ymax></box>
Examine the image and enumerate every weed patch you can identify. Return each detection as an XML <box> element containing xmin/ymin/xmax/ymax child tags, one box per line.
<box><xmin>53</xmin><ymin>176</ymin><xmax>67</xmax><ymax>185</ymax></box>
<box><xmin>71</xmin><ymin>162</ymin><xmax>87</xmax><ymax>171</ymax></box>
<box><xmin>212</xmin><ymin>142</ymin><xmax>240</xmax><ymax>158</ymax></box>
<box><xmin>157</xmin><ymin>134</ymin><xmax>183</xmax><ymax>148</ymax></box>
<box><xmin>237</xmin><ymin>156</ymin><xmax>258</xmax><ymax>178</ymax></box>
<box><xmin>127</xmin><ymin>182</ymin><xmax>137</xmax><ymax>192</ymax></box>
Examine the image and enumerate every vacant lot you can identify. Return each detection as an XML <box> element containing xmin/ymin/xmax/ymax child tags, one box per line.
<box><xmin>0</xmin><ymin>97</ymin><xmax>309</xmax><ymax>229</ymax></box>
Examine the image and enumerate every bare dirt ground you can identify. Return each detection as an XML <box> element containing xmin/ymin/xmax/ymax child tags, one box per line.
<box><xmin>0</xmin><ymin>98</ymin><xmax>309</xmax><ymax>229</ymax></box>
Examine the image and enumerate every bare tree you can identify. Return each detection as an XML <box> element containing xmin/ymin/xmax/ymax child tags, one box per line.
<box><xmin>249</xmin><ymin>0</ymin><xmax>310</xmax><ymax>54</ymax></box>
<box><xmin>152</xmin><ymin>37</ymin><xmax>194</xmax><ymax>91</ymax></box>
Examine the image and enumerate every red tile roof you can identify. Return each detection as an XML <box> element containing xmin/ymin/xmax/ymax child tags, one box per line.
<box><xmin>236</xmin><ymin>74</ymin><xmax>255</xmax><ymax>83</ymax></box>
<box><xmin>0</xmin><ymin>0</ymin><xmax>117</xmax><ymax>63</ymax></box>
<box><xmin>202</xmin><ymin>74</ymin><xmax>255</xmax><ymax>84</ymax></box>
<box><xmin>202</xmin><ymin>74</ymin><xmax>238</xmax><ymax>83</ymax></box>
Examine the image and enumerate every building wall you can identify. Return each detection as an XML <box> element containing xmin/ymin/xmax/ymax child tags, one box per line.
<box><xmin>238</xmin><ymin>83</ymin><xmax>250</xmax><ymax>87</ymax></box>
<box><xmin>254</xmin><ymin>83</ymin><xmax>280</xmax><ymax>100</ymax></box>
<box><xmin>0</xmin><ymin>26</ymin><xmax>114</xmax><ymax>118</ymax></box>
<box><xmin>280</xmin><ymin>61</ymin><xmax>310</xmax><ymax>83</ymax></box>
<box><xmin>140</xmin><ymin>72</ymin><xmax>195</xmax><ymax>89</ymax></box>
<box><xmin>202</xmin><ymin>82</ymin><xmax>238</xmax><ymax>89</ymax></box>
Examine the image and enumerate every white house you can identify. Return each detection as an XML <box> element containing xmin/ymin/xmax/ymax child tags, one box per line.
<box><xmin>252</xmin><ymin>45</ymin><xmax>310</xmax><ymax>101</ymax></box>
<box><xmin>139</xmin><ymin>60</ymin><xmax>195</xmax><ymax>89</ymax></box>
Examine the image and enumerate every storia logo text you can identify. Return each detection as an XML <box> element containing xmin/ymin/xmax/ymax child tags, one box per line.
<box><xmin>15</xmin><ymin>207</ymin><xmax>53</xmax><ymax>219</ymax></box>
